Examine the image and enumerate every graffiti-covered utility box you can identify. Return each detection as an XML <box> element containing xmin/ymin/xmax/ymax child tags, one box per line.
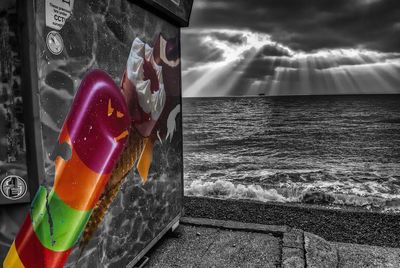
<box><xmin>0</xmin><ymin>0</ymin><xmax>192</xmax><ymax>267</ymax></box>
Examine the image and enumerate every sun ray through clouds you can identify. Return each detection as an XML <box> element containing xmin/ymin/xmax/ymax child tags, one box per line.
<box><xmin>182</xmin><ymin>29</ymin><xmax>287</xmax><ymax>97</ymax></box>
<box><xmin>182</xmin><ymin>0</ymin><xmax>400</xmax><ymax>97</ymax></box>
<box><xmin>184</xmin><ymin>31</ymin><xmax>400</xmax><ymax>97</ymax></box>
<box><xmin>256</xmin><ymin>49</ymin><xmax>400</xmax><ymax>96</ymax></box>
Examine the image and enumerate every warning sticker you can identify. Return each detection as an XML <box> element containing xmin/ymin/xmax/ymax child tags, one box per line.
<box><xmin>45</xmin><ymin>0</ymin><xmax>75</xmax><ymax>31</ymax></box>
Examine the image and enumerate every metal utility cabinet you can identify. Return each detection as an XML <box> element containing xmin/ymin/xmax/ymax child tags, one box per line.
<box><xmin>0</xmin><ymin>0</ymin><xmax>193</xmax><ymax>267</ymax></box>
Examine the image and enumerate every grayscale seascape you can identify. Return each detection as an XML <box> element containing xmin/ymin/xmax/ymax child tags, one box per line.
<box><xmin>183</xmin><ymin>95</ymin><xmax>400</xmax><ymax>212</ymax></box>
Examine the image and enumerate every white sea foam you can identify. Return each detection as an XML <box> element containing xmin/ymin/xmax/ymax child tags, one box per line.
<box><xmin>185</xmin><ymin>179</ymin><xmax>290</xmax><ymax>203</ymax></box>
<box><xmin>185</xmin><ymin>178</ymin><xmax>400</xmax><ymax>211</ymax></box>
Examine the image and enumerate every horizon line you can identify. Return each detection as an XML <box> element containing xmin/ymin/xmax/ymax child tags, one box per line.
<box><xmin>182</xmin><ymin>92</ymin><xmax>400</xmax><ymax>99</ymax></box>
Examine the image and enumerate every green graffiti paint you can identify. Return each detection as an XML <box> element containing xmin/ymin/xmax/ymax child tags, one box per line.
<box><xmin>30</xmin><ymin>186</ymin><xmax>48</xmax><ymax>229</ymax></box>
<box><xmin>30</xmin><ymin>188</ymin><xmax>91</xmax><ymax>251</ymax></box>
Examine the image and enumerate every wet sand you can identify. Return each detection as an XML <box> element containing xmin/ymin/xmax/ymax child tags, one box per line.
<box><xmin>183</xmin><ymin>196</ymin><xmax>400</xmax><ymax>248</ymax></box>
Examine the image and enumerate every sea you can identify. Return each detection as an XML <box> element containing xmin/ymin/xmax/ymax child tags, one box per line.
<box><xmin>182</xmin><ymin>94</ymin><xmax>400</xmax><ymax>212</ymax></box>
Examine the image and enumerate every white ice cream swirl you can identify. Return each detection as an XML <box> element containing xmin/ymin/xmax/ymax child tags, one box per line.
<box><xmin>126</xmin><ymin>38</ymin><xmax>166</xmax><ymax>121</ymax></box>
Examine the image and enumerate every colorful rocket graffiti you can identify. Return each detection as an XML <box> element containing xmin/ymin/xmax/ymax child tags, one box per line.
<box><xmin>3</xmin><ymin>34</ymin><xmax>181</xmax><ymax>267</ymax></box>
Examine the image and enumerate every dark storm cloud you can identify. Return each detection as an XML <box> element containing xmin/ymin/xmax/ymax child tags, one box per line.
<box><xmin>181</xmin><ymin>31</ymin><xmax>225</xmax><ymax>69</ymax></box>
<box><xmin>182</xmin><ymin>29</ymin><xmax>293</xmax><ymax>73</ymax></box>
<box><xmin>259</xmin><ymin>45</ymin><xmax>292</xmax><ymax>57</ymax></box>
<box><xmin>181</xmin><ymin>30</ymin><xmax>247</xmax><ymax>68</ymax></box>
<box><xmin>190</xmin><ymin>0</ymin><xmax>400</xmax><ymax>53</ymax></box>
<box><xmin>210</xmin><ymin>31</ymin><xmax>247</xmax><ymax>45</ymax></box>
<box><xmin>182</xmin><ymin>0</ymin><xmax>400</xmax><ymax>96</ymax></box>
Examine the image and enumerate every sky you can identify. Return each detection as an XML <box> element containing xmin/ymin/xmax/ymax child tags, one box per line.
<box><xmin>181</xmin><ymin>0</ymin><xmax>400</xmax><ymax>97</ymax></box>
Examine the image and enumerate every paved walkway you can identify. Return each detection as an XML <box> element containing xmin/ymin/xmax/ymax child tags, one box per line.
<box><xmin>145</xmin><ymin>217</ymin><xmax>400</xmax><ymax>268</ymax></box>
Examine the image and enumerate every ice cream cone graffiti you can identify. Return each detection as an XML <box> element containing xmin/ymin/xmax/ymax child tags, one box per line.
<box><xmin>80</xmin><ymin>34</ymin><xmax>182</xmax><ymax>254</ymax></box>
<box><xmin>3</xmin><ymin>34</ymin><xmax>181</xmax><ymax>268</ymax></box>
<box><xmin>4</xmin><ymin>70</ymin><xmax>131</xmax><ymax>268</ymax></box>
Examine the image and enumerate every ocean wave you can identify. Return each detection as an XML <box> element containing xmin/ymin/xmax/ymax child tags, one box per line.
<box><xmin>185</xmin><ymin>179</ymin><xmax>400</xmax><ymax>211</ymax></box>
<box><xmin>185</xmin><ymin>179</ymin><xmax>290</xmax><ymax>203</ymax></box>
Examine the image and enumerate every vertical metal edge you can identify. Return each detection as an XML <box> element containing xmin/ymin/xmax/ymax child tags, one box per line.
<box><xmin>184</xmin><ymin>0</ymin><xmax>194</xmax><ymax>28</ymax></box>
<box><xmin>178</xmin><ymin>27</ymin><xmax>185</xmax><ymax>216</ymax></box>
<box><xmin>17</xmin><ymin>0</ymin><xmax>44</xmax><ymax>201</ymax></box>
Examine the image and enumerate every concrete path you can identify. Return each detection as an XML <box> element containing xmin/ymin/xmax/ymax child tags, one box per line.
<box><xmin>146</xmin><ymin>225</ymin><xmax>281</xmax><ymax>267</ymax></box>
<box><xmin>145</xmin><ymin>217</ymin><xmax>400</xmax><ymax>268</ymax></box>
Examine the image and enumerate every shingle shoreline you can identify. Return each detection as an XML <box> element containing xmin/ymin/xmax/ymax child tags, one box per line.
<box><xmin>183</xmin><ymin>196</ymin><xmax>400</xmax><ymax>248</ymax></box>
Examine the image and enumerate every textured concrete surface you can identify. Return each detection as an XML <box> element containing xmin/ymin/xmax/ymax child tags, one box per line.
<box><xmin>282</xmin><ymin>247</ymin><xmax>304</xmax><ymax>268</ymax></box>
<box><xmin>304</xmin><ymin>232</ymin><xmax>338</xmax><ymax>268</ymax></box>
<box><xmin>144</xmin><ymin>217</ymin><xmax>400</xmax><ymax>268</ymax></box>
<box><xmin>282</xmin><ymin>229</ymin><xmax>305</xmax><ymax>268</ymax></box>
<box><xmin>181</xmin><ymin>217</ymin><xmax>288</xmax><ymax>235</ymax></box>
<box><xmin>146</xmin><ymin>225</ymin><xmax>281</xmax><ymax>267</ymax></box>
<box><xmin>336</xmin><ymin>242</ymin><xmax>400</xmax><ymax>268</ymax></box>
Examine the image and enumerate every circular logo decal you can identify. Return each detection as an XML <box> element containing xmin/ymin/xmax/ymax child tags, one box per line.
<box><xmin>1</xmin><ymin>175</ymin><xmax>27</xmax><ymax>200</ymax></box>
<box><xmin>46</xmin><ymin>31</ymin><xmax>64</xmax><ymax>55</ymax></box>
